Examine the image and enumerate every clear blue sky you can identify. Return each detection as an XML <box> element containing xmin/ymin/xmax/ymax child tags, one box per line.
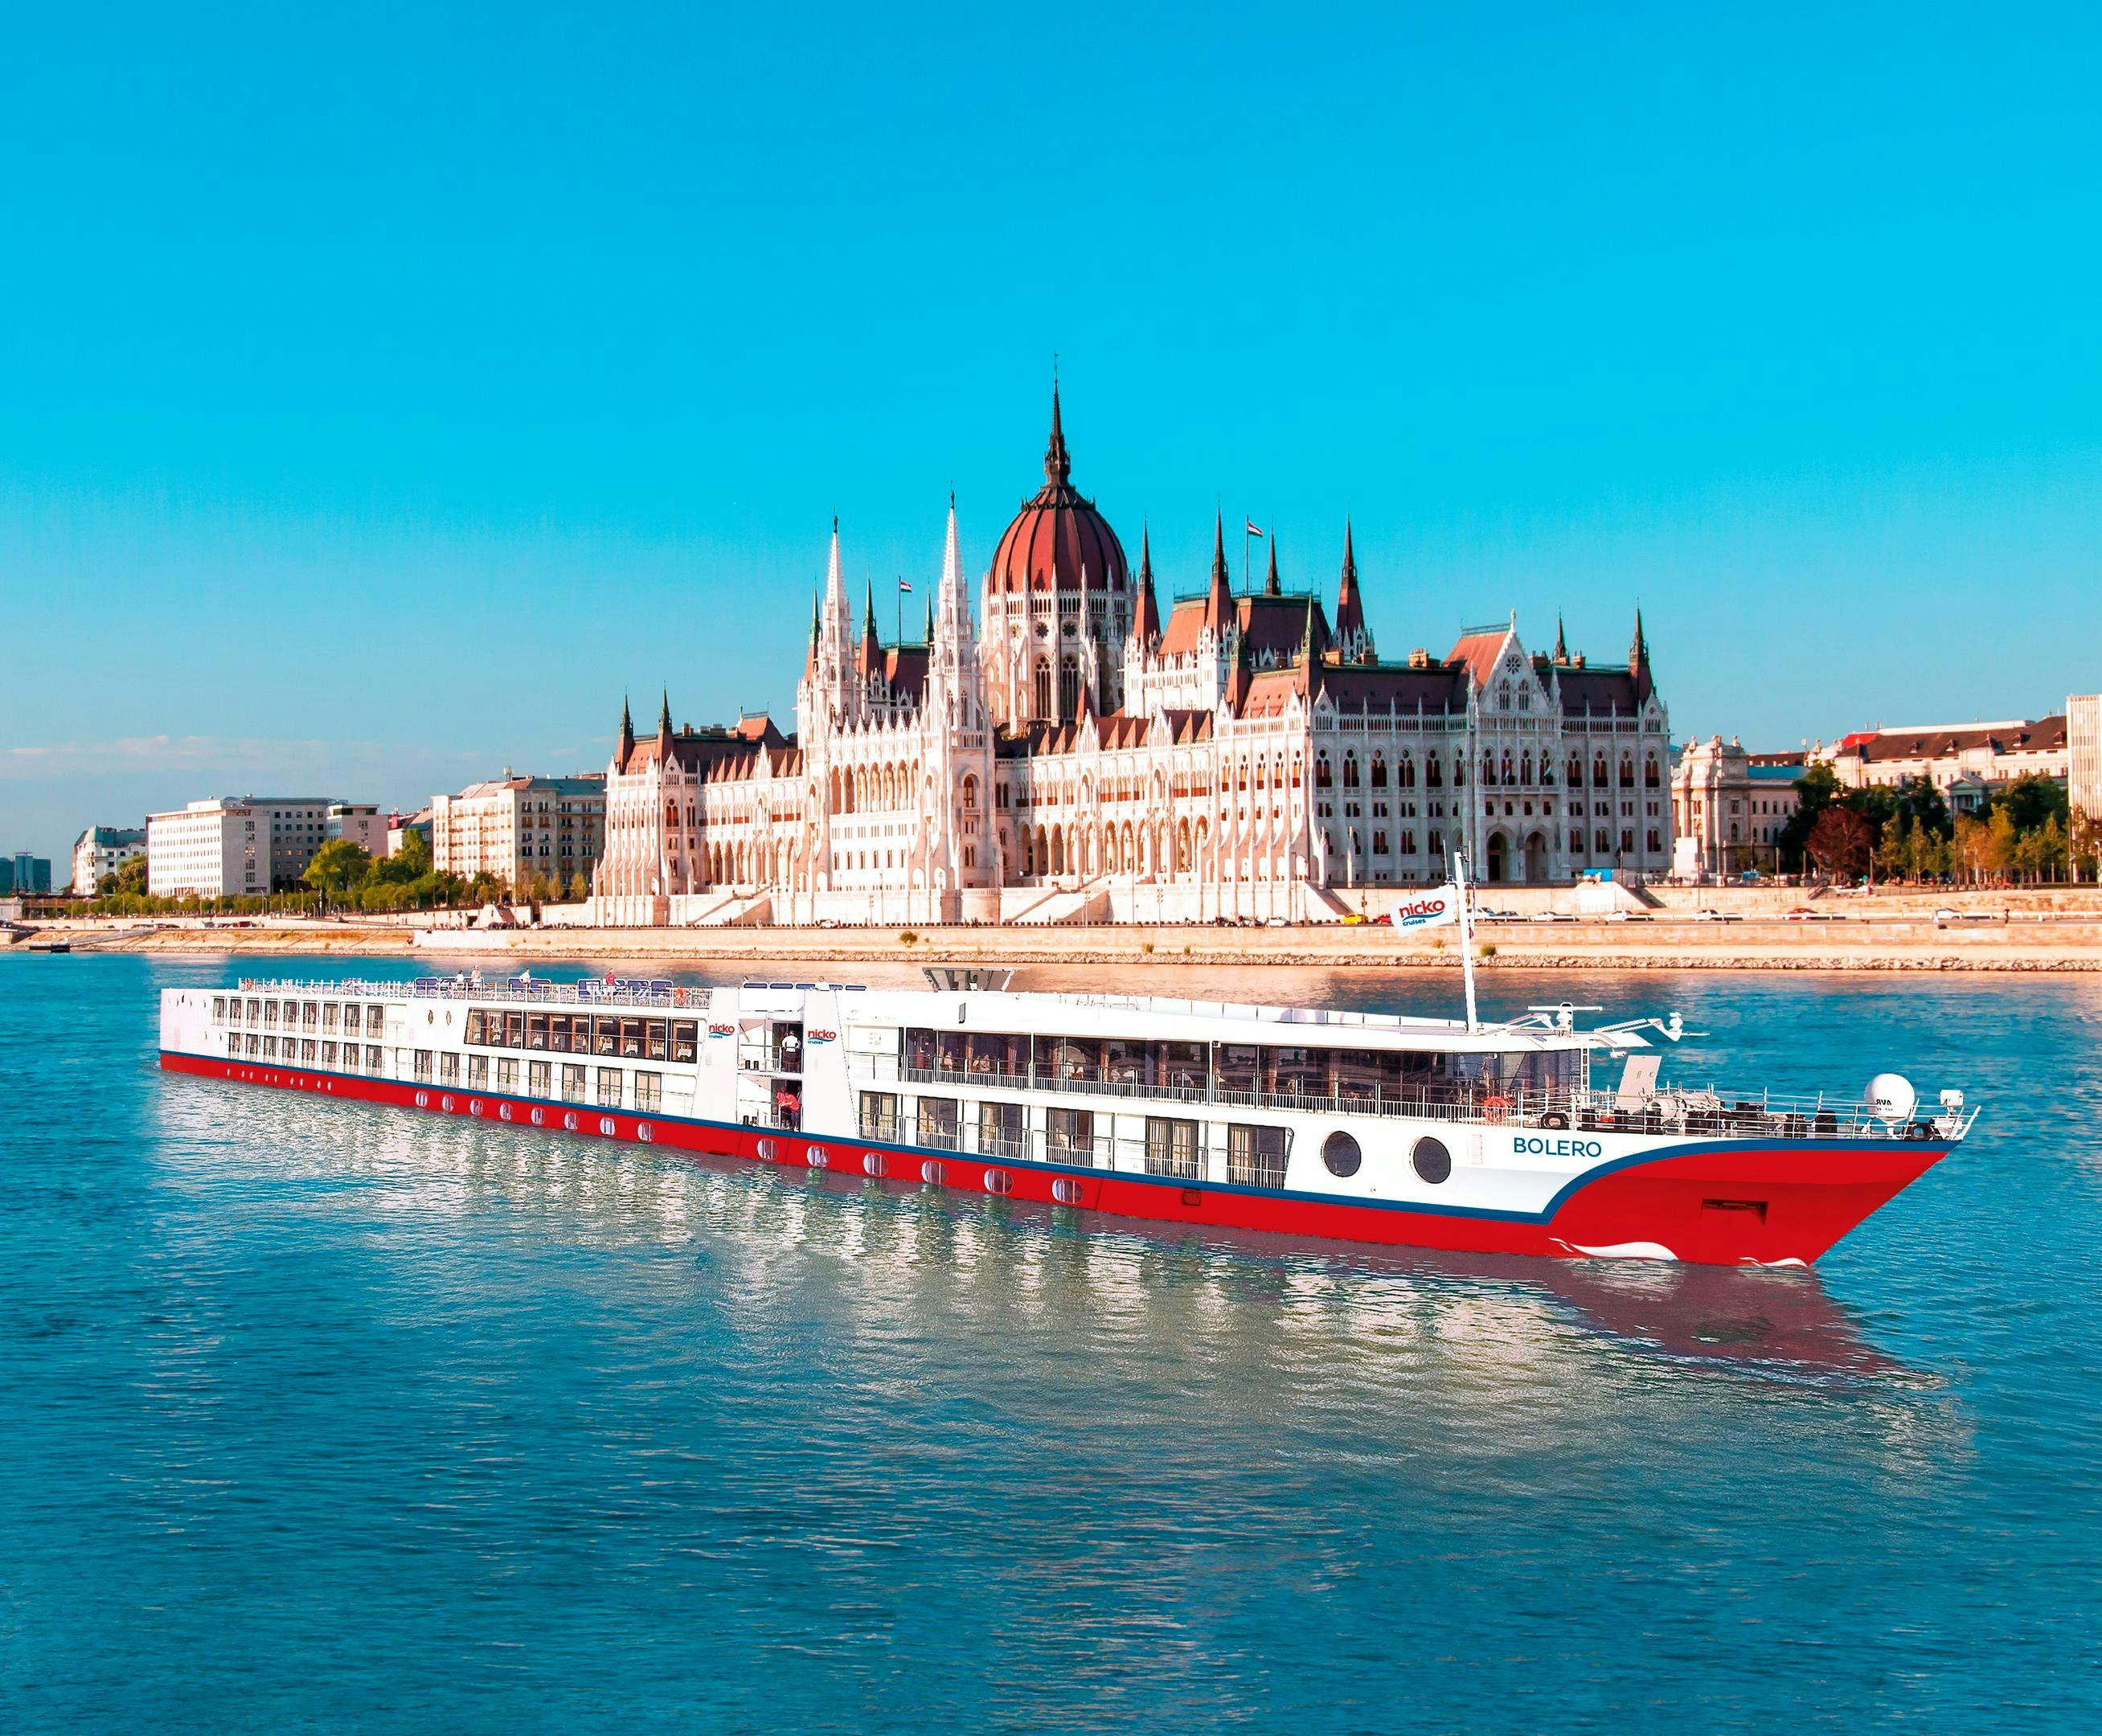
<box><xmin>4</xmin><ymin>3</ymin><xmax>2099</xmax><ymax>877</ymax></box>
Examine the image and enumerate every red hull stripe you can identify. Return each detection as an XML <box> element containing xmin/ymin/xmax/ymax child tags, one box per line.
<box><xmin>158</xmin><ymin>1050</ymin><xmax>1946</xmax><ymax>1267</ymax></box>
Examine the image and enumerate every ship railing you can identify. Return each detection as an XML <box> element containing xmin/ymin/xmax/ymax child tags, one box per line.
<box><xmin>236</xmin><ymin>975</ymin><xmax>711</xmax><ymax>1009</ymax></box>
<box><xmin>889</xmin><ymin>1063</ymin><xmax>1959</xmax><ymax>1140</ymax></box>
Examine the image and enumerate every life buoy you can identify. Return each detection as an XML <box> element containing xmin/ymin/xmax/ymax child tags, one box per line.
<box><xmin>1482</xmin><ymin>1095</ymin><xmax>1513</xmax><ymax>1125</ymax></box>
<box><xmin>1540</xmin><ymin>1111</ymin><xmax>1569</xmax><ymax>1130</ymax></box>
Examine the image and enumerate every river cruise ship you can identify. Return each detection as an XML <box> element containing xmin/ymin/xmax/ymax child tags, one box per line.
<box><xmin>158</xmin><ymin>967</ymin><xmax>1973</xmax><ymax>1267</ymax></box>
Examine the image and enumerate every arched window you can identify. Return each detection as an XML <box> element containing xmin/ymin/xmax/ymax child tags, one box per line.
<box><xmin>1644</xmin><ymin>755</ymin><xmax>1661</xmax><ymax>788</ymax></box>
<box><xmin>1059</xmin><ymin>656</ymin><xmax>1080</xmax><ymax>717</ymax></box>
<box><xmin>1033</xmin><ymin>660</ymin><xmax>1051</xmax><ymax>718</ymax></box>
<box><xmin>1500</xmin><ymin>751</ymin><xmax>1514</xmax><ymax>786</ymax></box>
<box><xmin>1426</xmin><ymin>757</ymin><xmax>1443</xmax><ymax>789</ymax></box>
<box><xmin>961</xmin><ymin>774</ymin><xmax>977</xmax><ymax>811</ymax></box>
<box><xmin>1619</xmin><ymin>755</ymin><xmax>1635</xmax><ymax>788</ymax></box>
<box><xmin>1520</xmin><ymin>751</ymin><xmax>1533</xmax><ymax>785</ymax></box>
<box><xmin>1342</xmin><ymin>754</ymin><xmax>1361</xmax><ymax>788</ymax></box>
<box><xmin>1592</xmin><ymin>755</ymin><xmax>1609</xmax><ymax>788</ymax></box>
<box><xmin>1371</xmin><ymin>753</ymin><xmax>1388</xmax><ymax>788</ymax></box>
<box><xmin>1482</xmin><ymin>753</ymin><xmax>1498</xmax><ymax>787</ymax></box>
<box><xmin>1567</xmin><ymin>754</ymin><xmax>1584</xmax><ymax>787</ymax></box>
<box><xmin>1315</xmin><ymin>754</ymin><xmax>1333</xmax><ymax>788</ymax></box>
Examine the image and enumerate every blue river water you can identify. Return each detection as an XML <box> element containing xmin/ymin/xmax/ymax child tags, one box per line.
<box><xmin>3</xmin><ymin>952</ymin><xmax>2100</xmax><ymax>1733</ymax></box>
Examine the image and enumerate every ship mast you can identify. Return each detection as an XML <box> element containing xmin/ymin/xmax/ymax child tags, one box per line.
<box><xmin>1452</xmin><ymin>846</ymin><xmax>1480</xmax><ymax>1034</ymax></box>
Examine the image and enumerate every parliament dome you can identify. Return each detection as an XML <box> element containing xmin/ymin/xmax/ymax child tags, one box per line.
<box><xmin>985</xmin><ymin>387</ymin><xmax>1130</xmax><ymax>596</ymax></box>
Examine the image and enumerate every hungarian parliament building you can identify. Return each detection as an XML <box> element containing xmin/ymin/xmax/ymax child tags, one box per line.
<box><xmin>590</xmin><ymin>393</ymin><xmax>1672</xmax><ymax>926</ymax></box>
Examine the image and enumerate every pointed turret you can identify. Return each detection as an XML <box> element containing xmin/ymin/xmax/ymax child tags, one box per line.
<box><xmin>1043</xmin><ymin>375</ymin><xmax>1071</xmax><ymax>486</ymax></box>
<box><xmin>1133</xmin><ymin>523</ymin><xmax>1161</xmax><ymax>648</ymax></box>
<box><xmin>1554</xmin><ymin>613</ymin><xmax>1568</xmax><ymax>664</ymax></box>
<box><xmin>1333</xmin><ymin>518</ymin><xmax>1367</xmax><ymax>657</ymax></box>
<box><xmin>1264</xmin><ymin>537</ymin><xmax>1281</xmax><ymax>597</ymax></box>
<box><xmin>1204</xmin><ymin>511</ymin><xmax>1234</xmax><ymax>635</ymax></box>
<box><xmin>1301</xmin><ymin>593</ymin><xmax>1318</xmax><ymax>662</ymax></box>
<box><xmin>804</xmin><ymin>591</ymin><xmax>821</xmax><ymax>675</ymax></box>
<box><xmin>657</xmin><ymin>688</ymin><xmax>674</xmax><ymax>747</ymax></box>
<box><xmin>1630</xmin><ymin>607</ymin><xmax>1652</xmax><ymax>701</ymax></box>
<box><xmin>859</xmin><ymin>576</ymin><xmax>881</xmax><ymax>674</ymax></box>
<box><xmin>923</xmin><ymin>593</ymin><xmax>933</xmax><ymax>646</ymax></box>
<box><xmin>617</xmin><ymin>694</ymin><xmax>635</xmax><ymax>766</ymax></box>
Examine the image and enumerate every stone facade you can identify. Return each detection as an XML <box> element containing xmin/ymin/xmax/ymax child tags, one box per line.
<box><xmin>592</xmin><ymin>397</ymin><xmax>1674</xmax><ymax>927</ymax></box>
<box><xmin>432</xmin><ymin>775</ymin><xmax>605</xmax><ymax>891</ymax></box>
<box><xmin>1670</xmin><ymin>737</ymin><xmax>1800</xmax><ymax>879</ymax></box>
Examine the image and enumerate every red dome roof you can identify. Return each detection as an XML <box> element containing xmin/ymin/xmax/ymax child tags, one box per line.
<box><xmin>986</xmin><ymin>387</ymin><xmax>1129</xmax><ymax>595</ymax></box>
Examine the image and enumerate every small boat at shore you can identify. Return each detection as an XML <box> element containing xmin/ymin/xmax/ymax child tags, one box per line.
<box><xmin>159</xmin><ymin>942</ymin><xmax>1973</xmax><ymax>1267</ymax></box>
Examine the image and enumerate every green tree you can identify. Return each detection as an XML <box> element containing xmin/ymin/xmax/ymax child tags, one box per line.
<box><xmin>1777</xmin><ymin>762</ymin><xmax>1843</xmax><ymax>871</ymax></box>
<box><xmin>566</xmin><ymin>871</ymin><xmax>589</xmax><ymax>902</ymax></box>
<box><xmin>303</xmin><ymin>839</ymin><xmax>372</xmax><ymax>907</ymax></box>
<box><xmin>1891</xmin><ymin>776</ymin><xmax>1952</xmax><ymax>838</ymax></box>
<box><xmin>1996</xmin><ymin>774</ymin><xmax>2069</xmax><ymax>836</ymax></box>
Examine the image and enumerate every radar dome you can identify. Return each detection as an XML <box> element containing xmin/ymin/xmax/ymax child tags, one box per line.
<box><xmin>1866</xmin><ymin>1073</ymin><xmax>1917</xmax><ymax>1122</ymax></box>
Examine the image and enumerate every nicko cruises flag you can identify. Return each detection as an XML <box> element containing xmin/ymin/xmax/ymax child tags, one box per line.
<box><xmin>1391</xmin><ymin>886</ymin><xmax>1462</xmax><ymax>933</ymax></box>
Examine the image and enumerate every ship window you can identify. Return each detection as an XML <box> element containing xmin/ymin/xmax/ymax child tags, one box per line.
<box><xmin>212</xmin><ymin>997</ymin><xmax>226</xmax><ymax>1021</ymax></box>
<box><xmin>1215</xmin><ymin>1045</ymin><xmax>1260</xmax><ymax>1096</ymax></box>
<box><xmin>504</xmin><ymin>1012</ymin><xmax>526</xmax><ymax>1049</ymax></box>
<box><xmin>526</xmin><ymin>1014</ymin><xmax>547</xmax><ymax>1050</ymax></box>
<box><xmin>916</xmin><ymin>1097</ymin><xmax>959</xmax><ymax>1148</ymax></box>
<box><xmin>469</xmin><ymin>1055</ymin><xmax>488</xmax><ymax>1089</ymax></box>
<box><xmin>672</xmin><ymin>1022</ymin><xmax>699</xmax><ymax>1063</ymax></box>
<box><xmin>1412</xmin><ymin>1136</ymin><xmax>1453</xmax><ymax>1185</ymax></box>
<box><xmin>248</xmin><ymin>999</ymin><xmax>262</xmax><ymax>1023</ymax></box>
<box><xmin>1322</xmin><ymin>1131</ymin><xmax>1362</xmax><ymax>1178</ymax></box>
<box><xmin>366</xmin><ymin>1045</ymin><xmax>381</xmax><ymax>1072</ymax></box>
<box><xmin>562</xmin><ymin>1064</ymin><xmax>588</xmax><ymax>1103</ymax></box>
<box><xmin>860</xmin><ymin>1091</ymin><xmax>899</xmax><ymax>1140</ymax></box>
<box><xmin>635</xmin><ymin>1072</ymin><xmax>662</xmax><ymax>1111</ymax></box>
<box><xmin>529</xmin><ymin>1060</ymin><xmax>550</xmax><ymax>1097</ymax></box>
<box><xmin>1145</xmin><ymin>1117</ymin><xmax>1201</xmax><ymax>1179</ymax></box>
<box><xmin>647</xmin><ymin>1020</ymin><xmax>669</xmax><ymax>1062</ymax></box>
<box><xmin>596</xmin><ymin>1067</ymin><xmax>623</xmax><ymax>1108</ymax></box>
<box><xmin>984</xmin><ymin>1168</ymin><xmax>1014</xmax><ymax>1196</ymax></box>
<box><xmin>497</xmin><ymin>1058</ymin><xmax>518</xmax><ymax>1091</ymax></box>
<box><xmin>594</xmin><ymin>1017</ymin><xmax>619</xmax><ymax>1057</ymax></box>
<box><xmin>367</xmin><ymin>1005</ymin><xmax>385</xmax><ymax>1034</ymax></box>
<box><xmin>414</xmin><ymin>1050</ymin><xmax>434</xmax><ymax>1083</ymax></box>
<box><xmin>978</xmin><ymin>1100</ymin><xmax>1026</xmax><ymax>1159</ymax></box>
<box><xmin>440</xmin><ymin>1053</ymin><xmax>460</xmax><ymax>1085</ymax></box>
<box><xmin>1226</xmin><ymin>1124</ymin><xmax>1288</xmax><ymax>1189</ymax></box>
<box><xmin>1047</xmin><ymin>1108</ymin><xmax>1095</xmax><ymax>1161</ymax></box>
<box><xmin>322</xmin><ymin>1003</ymin><xmax>338</xmax><ymax>1031</ymax></box>
<box><xmin>620</xmin><ymin>1018</ymin><xmax>645</xmax><ymax>1058</ymax></box>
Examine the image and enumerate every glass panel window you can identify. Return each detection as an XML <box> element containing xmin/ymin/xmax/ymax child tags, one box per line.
<box><xmin>414</xmin><ymin>1050</ymin><xmax>434</xmax><ymax>1083</ymax></box>
<box><xmin>212</xmin><ymin>996</ymin><xmax>227</xmax><ymax>1021</ymax></box>
<box><xmin>529</xmin><ymin>1060</ymin><xmax>551</xmax><ymax>1097</ymax></box>
<box><xmin>1047</xmin><ymin>1108</ymin><xmax>1095</xmax><ymax>1160</ymax></box>
<box><xmin>647</xmin><ymin>1021</ymin><xmax>669</xmax><ymax>1062</ymax></box>
<box><xmin>1215</xmin><ymin>1045</ymin><xmax>1260</xmax><ymax>1095</ymax></box>
<box><xmin>367</xmin><ymin>1005</ymin><xmax>386</xmax><ymax>1034</ymax></box>
<box><xmin>634</xmin><ymin>1072</ymin><xmax>662</xmax><ymax>1112</ymax></box>
<box><xmin>1158</xmin><ymin>1042</ymin><xmax>1207</xmax><ymax>1092</ymax></box>
<box><xmin>1145</xmin><ymin>1116</ymin><xmax>1201</xmax><ymax>1179</ymax></box>
<box><xmin>322</xmin><ymin>1003</ymin><xmax>338</xmax><ymax>1031</ymax></box>
<box><xmin>860</xmin><ymin>1091</ymin><xmax>899</xmax><ymax>1140</ymax></box>
<box><xmin>672</xmin><ymin>1022</ymin><xmax>699</xmax><ymax>1063</ymax></box>
<box><xmin>596</xmin><ymin>1067</ymin><xmax>623</xmax><ymax>1108</ymax></box>
<box><xmin>504</xmin><ymin>1012</ymin><xmax>526</xmax><ymax>1049</ymax></box>
<box><xmin>527</xmin><ymin>1013</ymin><xmax>547</xmax><ymax>1050</ymax></box>
<box><xmin>498</xmin><ymin>1058</ymin><xmax>518</xmax><ymax>1091</ymax></box>
<box><xmin>465</xmin><ymin>1009</ymin><xmax>486</xmax><ymax>1045</ymax></box>
<box><xmin>548</xmin><ymin>1014</ymin><xmax>571</xmax><ymax>1054</ymax></box>
<box><xmin>469</xmin><ymin>1055</ymin><xmax>488</xmax><ymax>1089</ymax></box>
<box><xmin>440</xmin><ymin>1052</ymin><xmax>460</xmax><ymax>1084</ymax></box>
<box><xmin>365</xmin><ymin>1045</ymin><xmax>382</xmax><ymax>1072</ymax></box>
<box><xmin>1227</xmin><ymin>1124</ymin><xmax>1289</xmax><ymax>1189</ymax></box>
<box><xmin>977</xmin><ymin>1100</ymin><xmax>1026</xmax><ymax>1159</ymax></box>
<box><xmin>321</xmin><ymin>1041</ymin><xmax>337</xmax><ymax>1067</ymax></box>
<box><xmin>562</xmin><ymin>1064</ymin><xmax>588</xmax><ymax>1103</ymax></box>
<box><xmin>916</xmin><ymin>1096</ymin><xmax>959</xmax><ymax>1148</ymax></box>
<box><xmin>594</xmin><ymin>1017</ymin><xmax>619</xmax><ymax>1057</ymax></box>
<box><xmin>344</xmin><ymin>1004</ymin><xmax>360</xmax><ymax>1034</ymax></box>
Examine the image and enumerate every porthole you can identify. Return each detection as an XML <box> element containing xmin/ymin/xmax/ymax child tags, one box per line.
<box><xmin>806</xmin><ymin>1146</ymin><xmax>830</xmax><ymax>1169</ymax></box>
<box><xmin>530</xmin><ymin>1108</ymin><xmax>544</xmax><ymax>1127</ymax></box>
<box><xmin>499</xmin><ymin>1103</ymin><xmax>514</xmax><ymax>1122</ymax></box>
<box><xmin>984</xmin><ymin>1168</ymin><xmax>1013</xmax><ymax>1196</ymax></box>
<box><xmin>921</xmin><ymin>1160</ymin><xmax>945</xmax><ymax>1185</ymax></box>
<box><xmin>863</xmin><ymin>1153</ymin><xmax>885</xmax><ymax>1177</ymax></box>
<box><xmin>599</xmin><ymin>1116</ymin><xmax>617</xmax><ymax>1136</ymax></box>
<box><xmin>1051</xmin><ymin>1177</ymin><xmax>1083</xmax><ymax>1206</ymax></box>
<box><xmin>563</xmin><ymin>1112</ymin><xmax>580</xmax><ymax>1132</ymax></box>
<box><xmin>756</xmin><ymin>1137</ymin><xmax>777</xmax><ymax>1161</ymax></box>
<box><xmin>440</xmin><ymin>1095</ymin><xmax>455</xmax><ymax>1113</ymax></box>
<box><xmin>469</xmin><ymin>1099</ymin><xmax>483</xmax><ymax>1117</ymax></box>
<box><xmin>1321</xmin><ymin>1131</ymin><xmax>1362</xmax><ymax>1178</ymax></box>
<box><xmin>637</xmin><ymin>1123</ymin><xmax>653</xmax><ymax>1144</ymax></box>
<box><xmin>415</xmin><ymin>1091</ymin><xmax>429</xmax><ymax>1108</ymax></box>
<box><xmin>1412</xmin><ymin>1136</ymin><xmax>1453</xmax><ymax>1185</ymax></box>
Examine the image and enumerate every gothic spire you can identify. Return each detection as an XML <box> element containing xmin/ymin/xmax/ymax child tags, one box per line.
<box><xmin>1333</xmin><ymin>518</ymin><xmax>1366</xmax><ymax>653</ymax></box>
<box><xmin>1133</xmin><ymin>522</ymin><xmax>1161</xmax><ymax>648</ymax></box>
<box><xmin>1301</xmin><ymin>593</ymin><xmax>1317</xmax><ymax>661</ymax></box>
<box><xmin>657</xmin><ymin>688</ymin><xmax>673</xmax><ymax>743</ymax></box>
<box><xmin>1205</xmin><ymin>510</ymin><xmax>1234</xmax><ymax>634</ymax></box>
<box><xmin>618</xmin><ymin>693</ymin><xmax>635</xmax><ymax>762</ymax></box>
<box><xmin>1043</xmin><ymin>373</ymin><xmax>1071</xmax><ymax>486</ymax></box>
<box><xmin>1264</xmin><ymin>535</ymin><xmax>1280</xmax><ymax>597</ymax></box>
<box><xmin>1555</xmin><ymin>613</ymin><xmax>1568</xmax><ymax>663</ymax></box>
<box><xmin>1630</xmin><ymin>606</ymin><xmax>1653</xmax><ymax>702</ymax></box>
